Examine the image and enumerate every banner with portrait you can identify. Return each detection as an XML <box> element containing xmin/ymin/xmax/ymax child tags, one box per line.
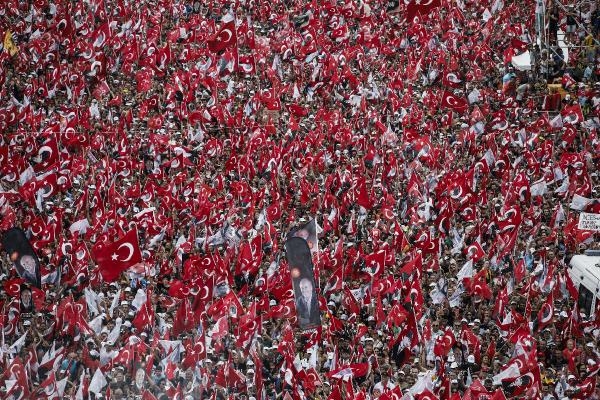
<box><xmin>1</xmin><ymin>227</ymin><xmax>41</xmax><ymax>288</ymax></box>
<box><xmin>287</xmin><ymin>218</ymin><xmax>319</xmax><ymax>254</ymax></box>
<box><xmin>285</xmin><ymin>237</ymin><xmax>321</xmax><ymax>330</ymax></box>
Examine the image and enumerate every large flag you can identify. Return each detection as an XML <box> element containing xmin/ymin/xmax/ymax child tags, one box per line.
<box><xmin>288</xmin><ymin>218</ymin><xmax>319</xmax><ymax>254</ymax></box>
<box><xmin>208</xmin><ymin>20</ymin><xmax>237</xmax><ymax>53</ymax></box>
<box><xmin>405</xmin><ymin>0</ymin><xmax>442</xmax><ymax>21</ymax></box>
<box><xmin>561</xmin><ymin>103</ymin><xmax>584</xmax><ymax>125</ymax></box>
<box><xmin>92</xmin><ymin>228</ymin><xmax>142</xmax><ymax>282</ymax></box>
<box><xmin>1</xmin><ymin>228</ymin><xmax>41</xmax><ymax>288</ymax></box>
<box><xmin>286</xmin><ymin>236</ymin><xmax>321</xmax><ymax>330</ymax></box>
<box><xmin>441</xmin><ymin>90</ymin><xmax>469</xmax><ymax>113</ymax></box>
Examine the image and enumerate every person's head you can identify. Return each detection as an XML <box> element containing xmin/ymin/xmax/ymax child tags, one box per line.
<box><xmin>299</xmin><ymin>278</ymin><xmax>313</xmax><ymax>298</ymax></box>
<box><xmin>21</xmin><ymin>288</ymin><xmax>32</xmax><ymax>305</ymax></box>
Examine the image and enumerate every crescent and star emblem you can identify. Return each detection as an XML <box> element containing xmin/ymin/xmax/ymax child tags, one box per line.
<box><xmin>219</xmin><ymin>29</ymin><xmax>232</xmax><ymax>43</ymax></box>
<box><xmin>112</xmin><ymin>243</ymin><xmax>134</xmax><ymax>261</ymax></box>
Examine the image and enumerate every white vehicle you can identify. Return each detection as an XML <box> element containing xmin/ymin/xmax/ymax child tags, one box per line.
<box><xmin>568</xmin><ymin>250</ymin><xmax>600</xmax><ymax>317</ymax></box>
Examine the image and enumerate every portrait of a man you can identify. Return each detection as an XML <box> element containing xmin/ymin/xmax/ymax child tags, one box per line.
<box><xmin>295</xmin><ymin>277</ymin><xmax>320</xmax><ymax>328</ymax></box>
<box><xmin>20</xmin><ymin>286</ymin><xmax>34</xmax><ymax>314</ymax></box>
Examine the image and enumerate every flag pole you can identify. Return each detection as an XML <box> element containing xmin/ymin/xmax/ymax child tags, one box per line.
<box><xmin>234</xmin><ymin>8</ymin><xmax>240</xmax><ymax>77</ymax></box>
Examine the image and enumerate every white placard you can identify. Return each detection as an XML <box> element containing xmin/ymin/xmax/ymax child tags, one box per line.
<box><xmin>578</xmin><ymin>213</ymin><xmax>600</xmax><ymax>231</ymax></box>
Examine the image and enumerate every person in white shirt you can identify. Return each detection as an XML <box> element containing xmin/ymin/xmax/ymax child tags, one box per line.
<box><xmin>373</xmin><ymin>370</ymin><xmax>396</xmax><ymax>393</ymax></box>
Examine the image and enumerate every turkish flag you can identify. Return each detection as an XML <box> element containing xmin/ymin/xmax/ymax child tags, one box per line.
<box><xmin>442</xmin><ymin>70</ymin><xmax>462</xmax><ymax>89</ymax></box>
<box><xmin>441</xmin><ymin>90</ymin><xmax>469</xmax><ymax>113</ymax></box>
<box><xmin>342</xmin><ymin>287</ymin><xmax>360</xmax><ymax>316</ymax></box>
<box><xmin>92</xmin><ymin>228</ymin><xmax>142</xmax><ymax>282</ymax></box>
<box><xmin>363</xmin><ymin>250</ymin><xmax>386</xmax><ymax>277</ymax></box>
<box><xmin>39</xmin><ymin>371</ymin><xmax>59</xmax><ymax>399</ymax></box>
<box><xmin>536</xmin><ymin>291</ymin><xmax>554</xmax><ymax>331</ymax></box>
<box><xmin>3</xmin><ymin>357</ymin><xmax>30</xmax><ymax>398</ymax></box>
<box><xmin>328</xmin><ymin>363</ymin><xmax>370</xmax><ymax>380</ymax></box>
<box><xmin>464</xmin><ymin>241</ymin><xmax>486</xmax><ymax>262</ymax></box>
<box><xmin>132</xmin><ymin>296</ymin><xmax>155</xmax><ymax>331</ymax></box>
<box><xmin>561</xmin><ymin>103</ymin><xmax>584</xmax><ymax>125</ymax></box>
<box><xmin>33</xmin><ymin>136</ymin><xmax>60</xmax><ymax>172</ymax></box>
<box><xmin>405</xmin><ymin>0</ymin><xmax>441</xmax><ymax>22</ymax></box>
<box><xmin>414</xmin><ymin>389</ymin><xmax>439</xmax><ymax>400</ymax></box>
<box><xmin>91</xmin><ymin>21</ymin><xmax>111</xmax><ymax>49</ymax></box>
<box><xmin>208</xmin><ymin>21</ymin><xmax>237</xmax><ymax>53</ymax></box>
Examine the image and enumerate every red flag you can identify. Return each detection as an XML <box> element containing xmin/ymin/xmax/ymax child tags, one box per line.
<box><xmin>441</xmin><ymin>90</ymin><xmax>469</xmax><ymax>113</ymax></box>
<box><xmin>399</xmin><ymin>252</ymin><xmax>422</xmax><ymax>275</ymax></box>
<box><xmin>536</xmin><ymin>291</ymin><xmax>554</xmax><ymax>330</ymax></box>
<box><xmin>324</xmin><ymin>266</ymin><xmax>344</xmax><ymax>294</ymax></box>
<box><xmin>574</xmin><ymin>376</ymin><xmax>596</xmax><ymax>399</ymax></box>
<box><xmin>354</xmin><ymin>176</ymin><xmax>373</xmax><ymax>209</ymax></box>
<box><xmin>514</xmin><ymin>258</ymin><xmax>526</xmax><ymax>283</ymax></box>
<box><xmin>208</xmin><ymin>21</ymin><xmax>237</xmax><ymax>53</ymax></box>
<box><xmin>491</xmin><ymin>389</ymin><xmax>508</xmax><ymax>400</ymax></box>
<box><xmin>342</xmin><ymin>288</ymin><xmax>360</xmax><ymax>316</ymax></box>
<box><xmin>39</xmin><ymin>371</ymin><xmax>59</xmax><ymax>399</ymax></box>
<box><xmin>433</xmin><ymin>328</ymin><xmax>456</xmax><ymax>357</ymax></box>
<box><xmin>132</xmin><ymin>296</ymin><xmax>155</xmax><ymax>331</ymax></box>
<box><xmin>91</xmin><ymin>227</ymin><xmax>142</xmax><ymax>282</ymax></box>
<box><xmin>414</xmin><ymin>388</ymin><xmax>439</xmax><ymax>400</ymax></box>
<box><xmin>561</xmin><ymin>103</ymin><xmax>584</xmax><ymax>125</ymax></box>
<box><xmin>442</xmin><ymin>71</ymin><xmax>462</xmax><ymax>89</ymax></box>
<box><xmin>91</xmin><ymin>21</ymin><xmax>111</xmax><ymax>49</ymax></box>
<box><xmin>387</xmin><ymin>303</ymin><xmax>409</xmax><ymax>328</ymax></box>
<box><xmin>464</xmin><ymin>241</ymin><xmax>486</xmax><ymax>262</ymax></box>
<box><xmin>3</xmin><ymin>357</ymin><xmax>30</xmax><ymax>398</ymax></box>
<box><xmin>405</xmin><ymin>0</ymin><xmax>441</xmax><ymax>21</ymax></box>
<box><xmin>327</xmin><ymin>363</ymin><xmax>370</xmax><ymax>380</ymax></box>
<box><xmin>363</xmin><ymin>250</ymin><xmax>386</xmax><ymax>277</ymax></box>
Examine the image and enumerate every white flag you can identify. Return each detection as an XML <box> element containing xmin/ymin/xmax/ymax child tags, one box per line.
<box><xmin>456</xmin><ymin>259</ymin><xmax>474</xmax><ymax>281</ymax></box>
<box><xmin>131</xmin><ymin>288</ymin><xmax>147</xmax><ymax>311</ymax></box>
<box><xmin>9</xmin><ymin>331</ymin><xmax>27</xmax><ymax>354</ymax></box>
<box><xmin>69</xmin><ymin>218</ymin><xmax>90</xmax><ymax>235</ymax></box>
<box><xmin>88</xmin><ymin>368</ymin><xmax>107</xmax><ymax>394</ymax></box>
<box><xmin>530</xmin><ymin>179</ymin><xmax>547</xmax><ymax>197</ymax></box>
<box><xmin>84</xmin><ymin>287</ymin><xmax>100</xmax><ymax>316</ymax></box>
<box><xmin>570</xmin><ymin>194</ymin><xmax>593</xmax><ymax>210</ymax></box>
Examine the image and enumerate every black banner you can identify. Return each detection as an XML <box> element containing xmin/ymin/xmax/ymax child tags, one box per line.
<box><xmin>287</xmin><ymin>218</ymin><xmax>318</xmax><ymax>254</ymax></box>
<box><xmin>1</xmin><ymin>227</ymin><xmax>41</xmax><ymax>288</ymax></box>
<box><xmin>285</xmin><ymin>236</ymin><xmax>321</xmax><ymax>330</ymax></box>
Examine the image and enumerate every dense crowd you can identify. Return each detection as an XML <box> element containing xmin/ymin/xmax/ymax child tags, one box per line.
<box><xmin>1</xmin><ymin>0</ymin><xmax>600</xmax><ymax>399</ymax></box>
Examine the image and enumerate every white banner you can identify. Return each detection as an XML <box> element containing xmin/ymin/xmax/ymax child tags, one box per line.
<box><xmin>578</xmin><ymin>213</ymin><xmax>600</xmax><ymax>231</ymax></box>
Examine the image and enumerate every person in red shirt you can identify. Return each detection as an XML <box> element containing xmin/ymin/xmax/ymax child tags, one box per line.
<box><xmin>563</xmin><ymin>339</ymin><xmax>582</xmax><ymax>372</ymax></box>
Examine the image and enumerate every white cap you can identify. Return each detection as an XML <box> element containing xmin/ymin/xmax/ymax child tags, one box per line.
<box><xmin>467</xmin><ymin>355</ymin><xmax>476</xmax><ymax>363</ymax></box>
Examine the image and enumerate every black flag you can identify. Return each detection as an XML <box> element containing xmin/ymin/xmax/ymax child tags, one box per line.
<box><xmin>287</xmin><ymin>218</ymin><xmax>318</xmax><ymax>254</ymax></box>
<box><xmin>2</xmin><ymin>227</ymin><xmax>41</xmax><ymax>288</ymax></box>
<box><xmin>285</xmin><ymin>237</ymin><xmax>321</xmax><ymax>330</ymax></box>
